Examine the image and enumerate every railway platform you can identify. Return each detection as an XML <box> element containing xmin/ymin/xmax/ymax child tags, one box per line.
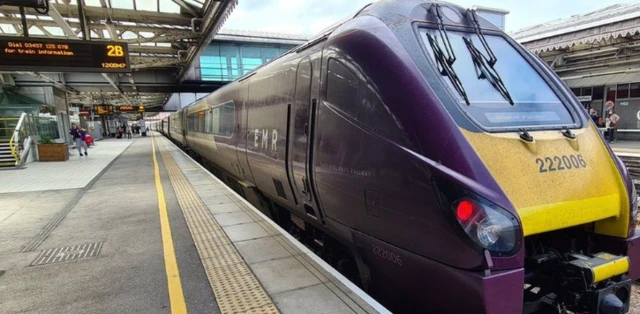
<box><xmin>612</xmin><ymin>141</ymin><xmax>640</xmax><ymax>156</ymax></box>
<box><xmin>0</xmin><ymin>133</ymin><xmax>388</xmax><ymax>314</ymax></box>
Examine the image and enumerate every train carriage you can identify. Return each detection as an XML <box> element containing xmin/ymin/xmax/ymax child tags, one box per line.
<box><xmin>160</xmin><ymin>1</ymin><xmax>640</xmax><ymax>313</ymax></box>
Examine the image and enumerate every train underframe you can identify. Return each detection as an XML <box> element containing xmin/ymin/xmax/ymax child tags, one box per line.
<box><xmin>166</xmin><ymin>136</ymin><xmax>639</xmax><ymax>314</ymax></box>
<box><xmin>523</xmin><ymin>227</ymin><xmax>637</xmax><ymax>314</ymax></box>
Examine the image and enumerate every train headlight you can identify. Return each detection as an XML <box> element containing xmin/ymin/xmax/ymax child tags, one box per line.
<box><xmin>453</xmin><ymin>198</ymin><xmax>520</xmax><ymax>254</ymax></box>
<box><xmin>434</xmin><ymin>178</ymin><xmax>522</xmax><ymax>256</ymax></box>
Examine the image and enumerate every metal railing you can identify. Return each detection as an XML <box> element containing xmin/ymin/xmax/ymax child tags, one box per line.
<box><xmin>9</xmin><ymin>113</ymin><xmax>27</xmax><ymax>165</ymax></box>
<box><xmin>2</xmin><ymin>113</ymin><xmax>35</xmax><ymax>167</ymax></box>
<box><xmin>0</xmin><ymin>116</ymin><xmax>18</xmax><ymax>139</ymax></box>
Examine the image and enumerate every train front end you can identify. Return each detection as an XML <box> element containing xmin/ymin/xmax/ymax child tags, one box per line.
<box><xmin>409</xmin><ymin>3</ymin><xmax>640</xmax><ymax>314</ymax></box>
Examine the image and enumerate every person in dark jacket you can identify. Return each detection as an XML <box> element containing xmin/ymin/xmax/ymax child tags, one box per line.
<box><xmin>69</xmin><ymin>124</ymin><xmax>88</xmax><ymax>156</ymax></box>
<box><xmin>590</xmin><ymin>109</ymin><xmax>599</xmax><ymax>125</ymax></box>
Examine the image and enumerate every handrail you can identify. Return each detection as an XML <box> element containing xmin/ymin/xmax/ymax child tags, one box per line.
<box><xmin>8</xmin><ymin>113</ymin><xmax>27</xmax><ymax>165</ymax></box>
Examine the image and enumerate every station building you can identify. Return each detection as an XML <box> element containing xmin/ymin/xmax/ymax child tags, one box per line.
<box><xmin>163</xmin><ymin>29</ymin><xmax>309</xmax><ymax>110</ymax></box>
<box><xmin>511</xmin><ymin>3</ymin><xmax>640</xmax><ymax>139</ymax></box>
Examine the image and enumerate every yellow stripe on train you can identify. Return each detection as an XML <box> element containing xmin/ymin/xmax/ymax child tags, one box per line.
<box><xmin>592</xmin><ymin>255</ymin><xmax>630</xmax><ymax>283</ymax></box>
<box><xmin>518</xmin><ymin>194</ymin><xmax>620</xmax><ymax>236</ymax></box>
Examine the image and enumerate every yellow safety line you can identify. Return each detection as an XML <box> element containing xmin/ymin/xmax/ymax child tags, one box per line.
<box><xmin>151</xmin><ymin>135</ymin><xmax>188</xmax><ymax>314</ymax></box>
<box><xmin>155</xmin><ymin>133</ymin><xmax>279</xmax><ymax>314</ymax></box>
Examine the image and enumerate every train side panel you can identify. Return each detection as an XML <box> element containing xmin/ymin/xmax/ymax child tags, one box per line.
<box><xmin>185</xmin><ymin>87</ymin><xmax>243</xmax><ymax>179</ymax></box>
<box><xmin>244</xmin><ymin>56</ymin><xmax>300</xmax><ymax>211</ymax></box>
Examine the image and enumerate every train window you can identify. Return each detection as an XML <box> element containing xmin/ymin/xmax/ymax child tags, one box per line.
<box><xmin>420</xmin><ymin>28</ymin><xmax>576</xmax><ymax>130</ymax></box>
<box><xmin>204</xmin><ymin>109</ymin><xmax>212</xmax><ymax>133</ymax></box>
<box><xmin>326</xmin><ymin>59</ymin><xmax>360</xmax><ymax>118</ymax></box>
<box><xmin>198</xmin><ymin>110</ymin><xmax>206</xmax><ymax>133</ymax></box>
<box><xmin>188</xmin><ymin>112</ymin><xmax>196</xmax><ymax>131</ymax></box>
<box><xmin>210</xmin><ymin>101</ymin><xmax>235</xmax><ymax>137</ymax></box>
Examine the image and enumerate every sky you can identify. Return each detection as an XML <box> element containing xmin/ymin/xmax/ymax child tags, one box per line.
<box><xmin>221</xmin><ymin>0</ymin><xmax>637</xmax><ymax>36</ymax></box>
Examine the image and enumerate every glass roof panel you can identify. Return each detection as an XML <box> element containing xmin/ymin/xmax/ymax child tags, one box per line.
<box><xmin>103</xmin><ymin>29</ymin><xmax>111</xmax><ymax>38</ymax></box>
<box><xmin>159</xmin><ymin>0</ymin><xmax>180</xmax><ymax>13</ymax></box>
<box><xmin>84</xmin><ymin>0</ymin><xmax>101</xmax><ymax>6</ymax></box>
<box><xmin>111</xmin><ymin>0</ymin><xmax>134</xmax><ymax>10</ymax></box>
<box><xmin>121</xmin><ymin>31</ymin><xmax>138</xmax><ymax>39</ymax></box>
<box><xmin>29</xmin><ymin>27</ymin><xmax>45</xmax><ymax>35</ymax></box>
<box><xmin>0</xmin><ymin>24</ymin><xmax>17</xmax><ymax>34</ymax></box>
<box><xmin>136</xmin><ymin>0</ymin><xmax>158</xmax><ymax>12</ymax></box>
<box><xmin>185</xmin><ymin>0</ymin><xmax>202</xmax><ymax>6</ymax></box>
<box><xmin>44</xmin><ymin>26</ymin><xmax>65</xmax><ymax>36</ymax></box>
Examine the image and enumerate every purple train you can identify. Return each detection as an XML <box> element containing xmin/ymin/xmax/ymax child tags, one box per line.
<box><xmin>156</xmin><ymin>1</ymin><xmax>640</xmax><ymax>313</ymax></box>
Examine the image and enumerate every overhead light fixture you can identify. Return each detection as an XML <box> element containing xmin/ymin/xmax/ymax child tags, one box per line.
<box><xmin>0</xmin><ymin>0</ymin><xmax>49</xmax><ymax>14</ymax></box>
<box><xmin>0</xmin><ymin>0</ymin><xmax>45</xmax><ymax>8</ymax></box>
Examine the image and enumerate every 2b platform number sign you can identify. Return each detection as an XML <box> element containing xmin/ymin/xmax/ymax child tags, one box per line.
<box><xmin>107</xmin><ymin>45</ymin><xmax>124</xmax><ymax>57</ymax></box>
<box><xmin>102</xmin><ymin>44</ymin><xmax>127</xmax><ymax>69</ymax></box>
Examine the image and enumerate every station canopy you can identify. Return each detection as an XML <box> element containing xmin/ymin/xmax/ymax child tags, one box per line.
<box><xmin>511</xmin><ymin>2</ymin><xmax>640</xmax><ymax>88</ymax></box>
<box><xmin>0</xmin><ymin>0</ymin><xmax>236</xmax><ymax>109</ymax></box>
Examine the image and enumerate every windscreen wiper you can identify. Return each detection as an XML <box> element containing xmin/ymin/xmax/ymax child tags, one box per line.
<box><xmin>428</xmin><ymin>4</ymin><xmax>470</xmax><ymax>105</ymax></box>
<box><xmin>427</xmin><ymin>34</ymin><xmax>470</xmax><ymax>105</ymax></box>
<box><xmin>464</xmin><ymin>9</ymin><xmax>515</xmax><ymax>105</ymax></box>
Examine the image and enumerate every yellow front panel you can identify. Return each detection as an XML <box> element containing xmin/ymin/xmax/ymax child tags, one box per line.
<box><xmin>460</xmin><ymin>125</ymin><xmax>629</xmax><ymax>237</ymax></box>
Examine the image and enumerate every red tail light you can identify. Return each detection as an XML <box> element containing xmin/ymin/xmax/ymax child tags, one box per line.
<box><xmin>456</xmin><ymin>199</ymin><xmax>474</xmax><ymax>221</ymax></box>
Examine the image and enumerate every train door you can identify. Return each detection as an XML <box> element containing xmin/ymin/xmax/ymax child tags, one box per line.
<box><xmin>235</xmin><ymin>81</ymin><xmax>254</xmax><ymax>183</ymax></box>
<box><xmin>290</xmin><ymin>58</ymin><xmax>313</xmax><ymax>203</ymax></box>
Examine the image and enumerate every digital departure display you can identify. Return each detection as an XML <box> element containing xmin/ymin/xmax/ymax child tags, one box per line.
<box><xmin>116</xmin><ymin>105</ymin><xmax>144</xmax><ymax>112</ymax></box>
<box><xmin>0</xmin><ymin>36</ymin><xmax>131</xmax><ymax>73</ymax></box>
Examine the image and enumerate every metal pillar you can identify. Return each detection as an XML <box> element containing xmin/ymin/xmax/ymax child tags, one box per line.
<box><xmin>19</xmin><ymin>6</ymin><xmax>29</xmax><ymax>37</ymax></box>
<box><xmin>77</xmin><ymin>0</ymin><xmax>90</xmax><ymax>40</ymax></box>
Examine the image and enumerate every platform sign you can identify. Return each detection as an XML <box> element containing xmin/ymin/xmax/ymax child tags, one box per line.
<box><xmin>606</xmin><ymin>101</ymin><xmax>615</xmax><ymax>111</ymax></box>
<box><xmin>94</xmin><ymin>105</ymin><xmax>114</xmax><ymax>115</ymax></box>
<box><xmin>0</xmin><ymin>36</ymin><xmax>130</xmax><ymax>73</ymax></box>
<box><xmin>116</xmin><ymin>105</ymin><xmax>144</xmax><ymax>112</ymax></box>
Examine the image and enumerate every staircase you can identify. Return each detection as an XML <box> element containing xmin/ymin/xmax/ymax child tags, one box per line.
<box><xmin>0</xmin><ymin>138</ymin><xmax>16</xmax><ymax>168</ymax></box>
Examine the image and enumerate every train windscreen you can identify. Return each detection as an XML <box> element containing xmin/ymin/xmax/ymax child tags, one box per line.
<box><xmin>419</xmin><ymin>28</ymin><xmax>576</xmax><ymax>131</ymax></box>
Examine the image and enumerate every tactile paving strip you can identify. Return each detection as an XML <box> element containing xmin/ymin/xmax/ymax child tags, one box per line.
<box><xmin>155</xmin><ymin>136</ymin><xmax>279</xmax><ymax>314</ymax></box>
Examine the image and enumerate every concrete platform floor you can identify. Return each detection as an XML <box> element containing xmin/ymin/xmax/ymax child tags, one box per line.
<box><xmin>0</xmin><ymin>133</ymin><xmax>386</xmax><ymax>314</ymax></box>
<box><xmin>0</xmin><ymin>136</ymin><xmax>218</xmax><ymax>314</ymax></box>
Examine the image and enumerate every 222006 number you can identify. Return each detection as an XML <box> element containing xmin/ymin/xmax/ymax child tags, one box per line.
<box><xmin>536</xmin><ymin>154</ymin><xmax>587</xmax><ymax>173</ymax></box>
<box><xmin>372</xmin><ymin>244</ymin><xmax>402</xmax><ymax>266</ymax></box>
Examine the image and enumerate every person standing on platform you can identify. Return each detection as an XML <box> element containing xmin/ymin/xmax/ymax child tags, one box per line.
<box><xmin>69</xmin><ymin>124</ymin><xmax>88</xmax><ymax>156</ymax></box>
<box><xmin>608</xmin><ymin>110</ymin><xmax>620</xmax><ymax>143</ymax></box>
<box><xmin>126</xmin><ymin>125</ymin><xmax>132</xmax><ymax>139</ymax></box>
<box><xmin>590</xmin><ymin>109</ymin><xmax>599</xmax><ymax>125</ymax></box>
